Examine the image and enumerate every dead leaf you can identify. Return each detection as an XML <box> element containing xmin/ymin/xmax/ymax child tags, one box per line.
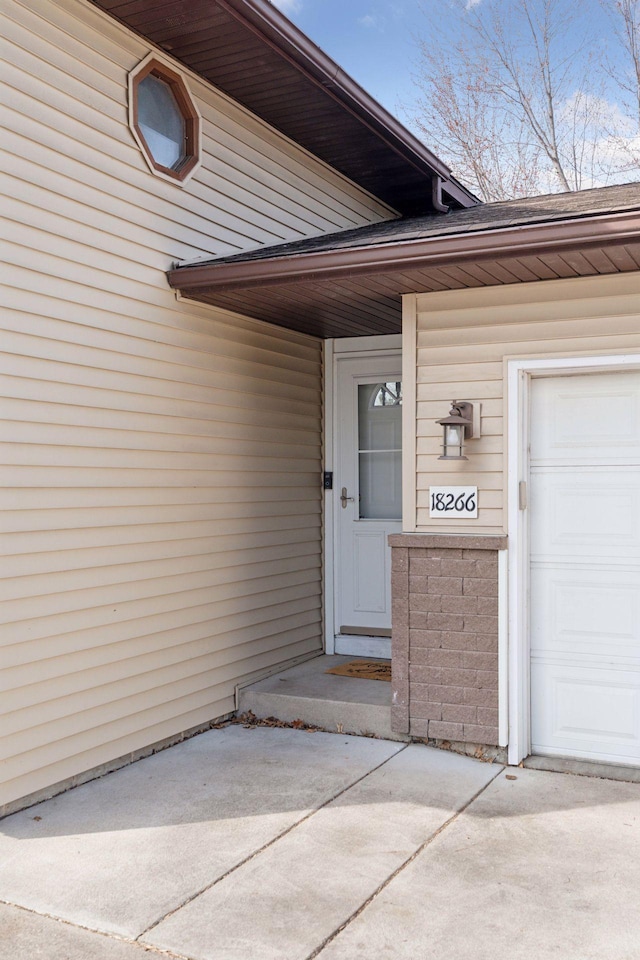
<box><xmin>506</xmin><ymin>774</ymin><xmax>517</xmax><ymax>781</ymax></box>
<box><xmin>230</xmin><ymin>709</ymin><xmax>323</xmax><ymax>733</ymax></box>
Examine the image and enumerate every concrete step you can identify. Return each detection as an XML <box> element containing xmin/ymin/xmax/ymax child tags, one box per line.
<box><xmin>238</xmin><ymin>654</ymin><xmax>409</xmax><ymax>742</ymax></box>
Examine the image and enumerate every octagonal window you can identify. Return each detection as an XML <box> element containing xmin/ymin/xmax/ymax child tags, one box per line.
<box><xmin>129</xmin><ymin>56</ymin><xmax>201</xmax><ymax>184</ymax></box>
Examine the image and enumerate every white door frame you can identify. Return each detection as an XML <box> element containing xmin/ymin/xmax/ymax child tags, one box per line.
<box><xmin>323</xmin><ymin>335</ymin><xmax>402</xmax><ymax>655</ymax></box>
<box><xmin>506</xmin><ymin>352</ymin><xmax>640</xmax><ymax>765</ymax></box>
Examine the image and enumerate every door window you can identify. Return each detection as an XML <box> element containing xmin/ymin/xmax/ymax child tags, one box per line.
<box><xmin>357</xmin><ymin>382</ymin><xmax>402</xmax><ymax>519</ymax></box>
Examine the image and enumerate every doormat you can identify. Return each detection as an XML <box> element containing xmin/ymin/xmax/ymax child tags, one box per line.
<box><xmin>326</xmin><ymin>660</ymin><xmax>391</xmax><ymax>682</ymax></box>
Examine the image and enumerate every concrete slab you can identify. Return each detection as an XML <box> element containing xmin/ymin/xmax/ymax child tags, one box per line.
<box><xmin>144</xmin><ymin>744</ymin><xmax>501</xmax><ymax>960</ymax></box>
<box><xmin>0</xmin><ymin>726</ymin><xmax>401</xmax><ymax>939</ymax></box>
<box><xmin>316</xmin><ymin>767</ymin><xmax>640</xmax><ymax>960</ymax></box>
<box><xmin>0</xmin><ymin>903</ymin><xmax>163</xmax><ymax>960</ymax></box>
<box><xmin>239</xmin><ymin>654</ymin><xmax>407</xmax><ymax>741</ymax></box>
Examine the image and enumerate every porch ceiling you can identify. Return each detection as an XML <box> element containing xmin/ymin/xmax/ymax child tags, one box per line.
<box><xmin>169</xmin><ymin>184</ymin><xmax>640</xmax><ymax>339</ymax></box>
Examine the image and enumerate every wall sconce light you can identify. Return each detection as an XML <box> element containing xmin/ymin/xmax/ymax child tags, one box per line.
<box><xmin>436</xmin><ymin>401</ymin><xmax>474</xmax><ymax>460</ymax></box>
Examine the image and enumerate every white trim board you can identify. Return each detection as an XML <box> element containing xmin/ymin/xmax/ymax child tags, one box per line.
<box><xmin>333</xmin><ymin>335</ymin><xmax>402</xmax><ymax>355</ymax></box>
<box><xmin>498</xmin><ymin>548</ymin><xmax>509</xmax><ymax>748</ymax></box>
<box><xmin>334</xmin><ymin>635</ymin><xmax>392</xmax><ymax>659</ymax></box>
<box><xmin>401</xmin><ymin>294</ymin><xmax>417</xmax><ymax>533</ymax></box>
<box><xmin>323</xmin><ymin>339</ymin><xmax>335</xmax><ymax>655</ymax></box>
<box><xmin>506</xmin><ymin>352</ymin><xmax>640</xmax><ymax>765</ymax></box>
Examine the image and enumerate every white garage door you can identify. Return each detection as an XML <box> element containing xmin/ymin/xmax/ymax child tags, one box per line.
<box><xmin>530</xmin><ymin>370</ymin><xmax>640</xmax><ymax>766</ymax></box>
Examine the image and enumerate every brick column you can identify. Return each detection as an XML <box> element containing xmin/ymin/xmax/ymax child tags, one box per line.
<box><xmin>389</xmin><ymin>534</ymin><xmax>507</xmax><ymax>747</ymax></box>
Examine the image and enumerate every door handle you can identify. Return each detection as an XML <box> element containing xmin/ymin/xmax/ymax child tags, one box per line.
<box><xmin>340</xmin><ymin>487</ymin><xmax>355</xmax><ymax>509</ymax></box>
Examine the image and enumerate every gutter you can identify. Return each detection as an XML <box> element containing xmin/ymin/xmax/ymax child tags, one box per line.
<box><xmin>168</xmin><ymin>209</ymin><xmax>640</xmax><ymax>292</ymax></box>
<box><xmin>432</xmin><ymin>177</ymin><xmax>449</xmax><ymax>214</ymax></box>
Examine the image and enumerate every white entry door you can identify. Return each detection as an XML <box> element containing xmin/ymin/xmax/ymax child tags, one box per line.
<box><xmin>334</xmin><ymin>356</ymin><xmax>402</xmax><ymax>658</ymax></box>
<box><xmin>529</xmin><ymin>370</ymin><xmax>640</xmax><ymax>766</ymax></box>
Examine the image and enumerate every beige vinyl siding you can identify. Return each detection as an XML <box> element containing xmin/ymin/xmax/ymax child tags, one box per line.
<box><xmin>1</xmin><ymin>303</ymin><xmax>323</xmax><ymax>807</ymax></box>
<box><xmin>0</xmin><ymin>0</ymin><xmax>395</xmax><ymax>809</ymax></box>
<box><xmin>2</xmin><ymin>0</ymin><xmax>392</xmax><ymax>264</ymax></box>
<box><xmin>410</xmin><ymin>273</ymin><xmax>640</xmax><ymax>534</ymax></box>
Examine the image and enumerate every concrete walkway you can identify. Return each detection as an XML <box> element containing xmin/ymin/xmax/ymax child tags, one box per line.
<box><xmin>0</xmin><ymin>726</ymin><xmax>638</xmax><ymax>960</ymax></box>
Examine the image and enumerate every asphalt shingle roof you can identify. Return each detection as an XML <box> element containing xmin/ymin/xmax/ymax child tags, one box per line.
<box><xmin>186</xmin><ymin>182</ymin><xmax>640</xmax><ymax>269</ymax></box>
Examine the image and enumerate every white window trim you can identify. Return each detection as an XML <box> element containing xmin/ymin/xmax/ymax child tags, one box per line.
<box><xmin>506</xmin><ymin>352</ymin><xmax>640</xmax><ymax>765</ymax></box>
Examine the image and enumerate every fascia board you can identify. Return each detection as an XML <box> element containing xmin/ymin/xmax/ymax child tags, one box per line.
<box><xmin>168</xmin><ymin>209</ymin><xmax>640</xmax><ymax>292</ymax></box>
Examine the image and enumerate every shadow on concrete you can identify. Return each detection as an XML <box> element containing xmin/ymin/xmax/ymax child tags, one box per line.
<box><xmin>1</xmin><ymin>725</ymin><xmax>636</xmax><ymax>844</ymax></box>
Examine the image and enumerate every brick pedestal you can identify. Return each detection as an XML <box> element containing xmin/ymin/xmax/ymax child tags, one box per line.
<box><xmin>389</xmin><ymin>534</ymin><xmax>507</xmax><ymax>747</ymax></box>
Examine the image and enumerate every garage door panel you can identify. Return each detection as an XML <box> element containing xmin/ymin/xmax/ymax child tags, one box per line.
<box><xmin>530</xmin><ymin>372</ymin><xmax>640</xmax><ymax>464</ymax></box>
<box><xmin>530</xmin><ymin>567</ymin><xmax>640</xmax><ymax>659</ymax></box>
<box><xmin>531</xmin><ymin>662</ymin><xmax>640</xmax><ymax>764</ymax></box>
<box><xmin>530</xmin><ymin>470</ymin><xmax>640</xmax><ymax>560</ymax></box>
<box><xmin>530</xmin><ymin>370</ymin><xmax>640</xmax><ymax>766</ymax></box>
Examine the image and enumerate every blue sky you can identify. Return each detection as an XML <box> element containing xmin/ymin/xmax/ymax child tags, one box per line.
<box><xmin>269</xmin><ymin>0</ymin><xmax>638</xmax><ymax>193</ymax></box>
<box><xmin>270</xmin><ymin>0</ymin><xmax>428</xmax><ymax>118</ymax></box>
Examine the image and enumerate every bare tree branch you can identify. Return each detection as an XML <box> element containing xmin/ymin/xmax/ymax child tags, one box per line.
<box><xmin>408</xmin><ymin>0</ymin><xmax>638</xmax><ymax>199</ymax></box>
<box><xmin>606</xmin><ymin>0</ymin><xmax>640</xmax><ymax>123</ymax></box>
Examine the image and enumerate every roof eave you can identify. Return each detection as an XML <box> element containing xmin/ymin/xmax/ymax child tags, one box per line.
<box><xmin>92</xmin><ymin>0</ymin><xmax>479</xmax><ymax>212</ymax></box>
<box><xmin>168</xmin><ymin>208</ymin><xmax>640</xmax><ymax>293</ymax></box>
<box><xmin>219</xmin><ymin>0</ymin><xmax>462</xmax><ymax>187</ymax></box>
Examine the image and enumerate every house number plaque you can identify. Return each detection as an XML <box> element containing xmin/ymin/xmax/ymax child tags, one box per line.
<box><xmin>429</xmin><ymin>486</ymin><xmax>478</xmax><ymax>519</ymax></box>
